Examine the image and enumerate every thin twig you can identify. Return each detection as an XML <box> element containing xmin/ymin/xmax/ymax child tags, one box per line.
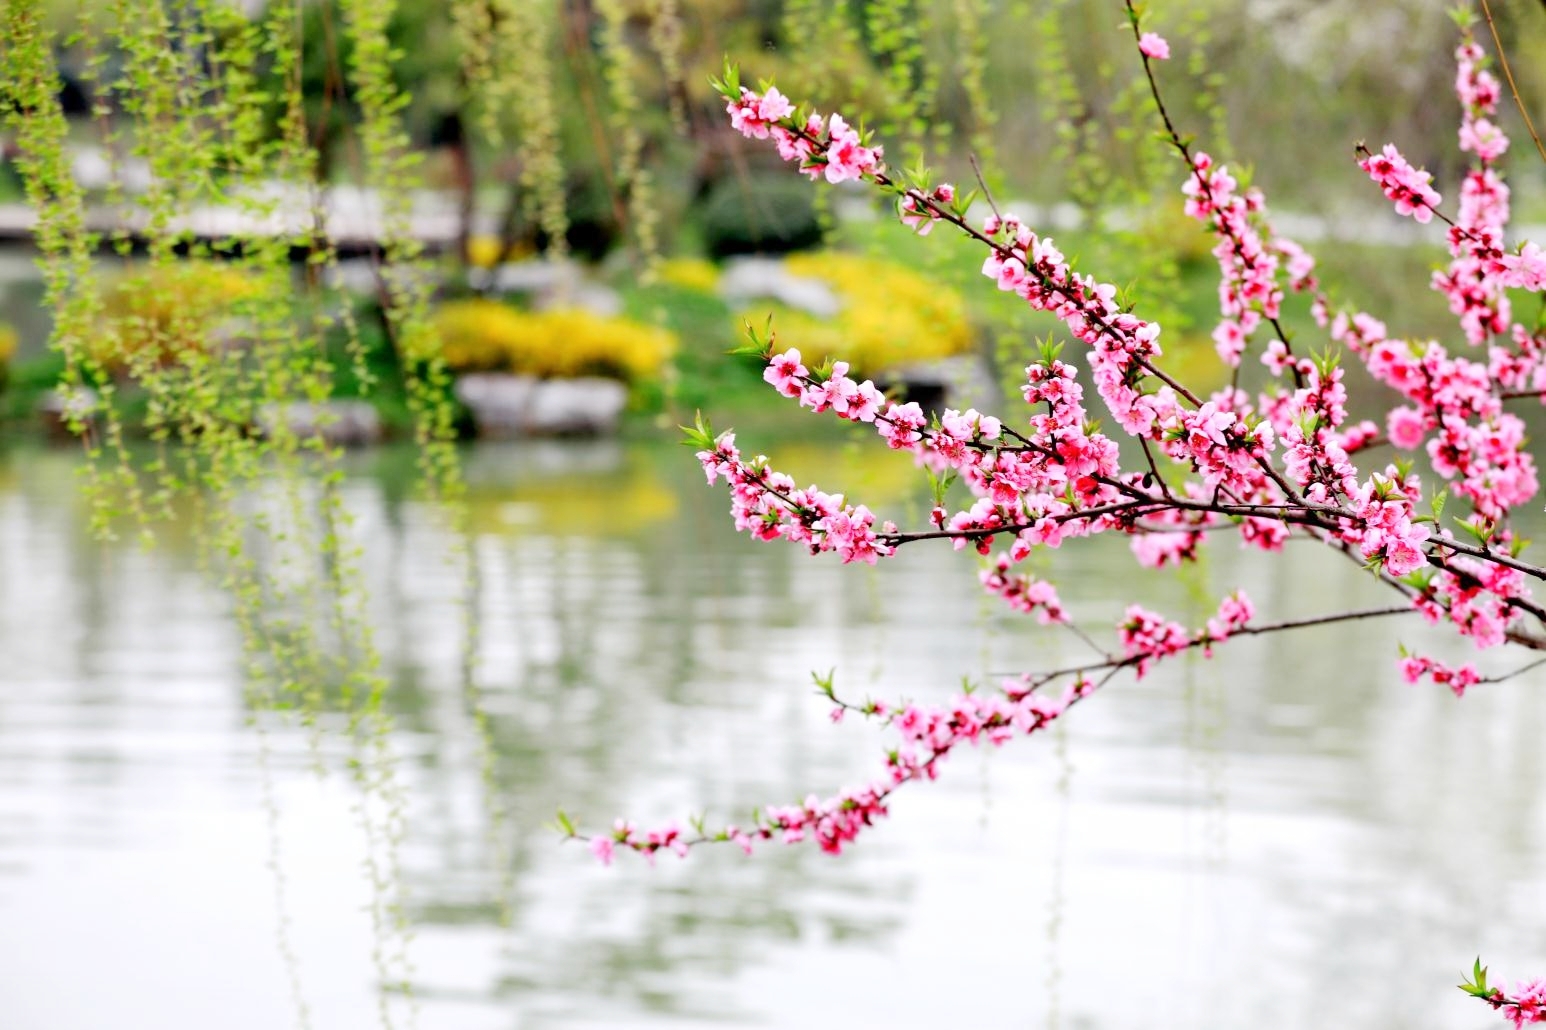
<box><xmin>1482</xmin><ymin>654</ymin><xmax>1546</xmax><ymax>684</ymax></box>
<box><xmin>991</xmin><ymin>604</ymin><xmax>1415</xmax><ymax>682</ymax></box>
<box><xmin>1479</xmin><ymin>0</ymin><xmax>1546</xmax><ymax>166</ymax></box>
<box><xmin>969</xmin><ymin>153</ymin><xmax>1002</xmax><ymax>220</ymax></box>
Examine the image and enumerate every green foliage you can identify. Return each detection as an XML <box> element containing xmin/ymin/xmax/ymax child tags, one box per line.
<box><xmin>596</xmin><ymin>0</ymin><xmax>660</xmax><ymax>275</ymax></box>
<box><xmin>701</xmin><ymin>174</ymin><xmax>823</xmax><ymax>258</ymax></box>
<box><xmin>485</xmin><ymin>0</ymin><xmax>569</xmax><ymax>256</ymax></box>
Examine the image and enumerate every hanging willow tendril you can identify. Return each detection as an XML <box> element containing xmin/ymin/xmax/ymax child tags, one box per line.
<box><xmin>1</xmin><ymin>0</ymin><xmax>146</xmax><ymax>540</ymax></box>
<box><xmin>451</xmin><ymin>0</ymin><xmax>497</xmax><ymax>135</ymax></box>
<box><xmin>485</xmin><ymin>0</ymin><xmax>569</xmax><ymax>256</ymax></box>
<box><xmin>648</xmin><ymin>0</ymin><xmax>688</xmax><ymax>135</ymax></box>
<box><xmin>865</xmin><ymin>0</ymin><xmax>934</xmax><ymax>165</ymax></box>
<box><xmin>953</xmin><ymin>0</ymin><xmax>998</xmax><ymax>178</ymax></box>
<box><xmin>11</xmin><ymin>0</ymin><xmax>447</xmax><ymax>1023</ymax></box>
<box><xmin>596</xmin><ymin>0</ymin><xmax>660</xmax><ymax>276</ymax></box>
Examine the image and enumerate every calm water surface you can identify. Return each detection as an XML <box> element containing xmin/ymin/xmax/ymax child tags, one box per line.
<box><xmin>0</xmin><ymin>437</ymin><xmax>1542</xmax><ymax>1029</ymax></box>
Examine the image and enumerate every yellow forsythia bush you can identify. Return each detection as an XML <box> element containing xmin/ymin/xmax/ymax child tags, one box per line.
<box><xmin>656</xmin><ymin>257</ymin><xmax>720</xmax><ymax>293</ymax></box>
<box><xmin>740</xmin><ymin>252</ymin><xmax>973</xmax><ymax>373</ymax></box>
<box><xmin>95</xmin><ymin>263</ymin><xmax>259</xmax><ymax>369</ymax></box>
<box><xmin>433</xmin><ymin>300</ymin><xmax>676</xmax><ymax>382</ymax></box>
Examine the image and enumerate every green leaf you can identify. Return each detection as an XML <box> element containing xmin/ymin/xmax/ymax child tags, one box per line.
<box><xmin>679</xmin><ymin>411</ymin><xmax>719</xmax><ymax>449</ymax></box>
<box><xmin>926</xmin><ymin>469</ymin><xmax>958</xmax><ymax>508</ymax></box>
<box><xmin>811</xmin><ymin>667</ymin><xmax>836</xmax><ymax>697</ymax></box>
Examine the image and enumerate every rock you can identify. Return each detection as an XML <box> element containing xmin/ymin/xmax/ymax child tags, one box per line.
<box><xmin>257</xmin><ymin>400</ymin><xmax>382</xmax><ymax>447</ymax></box>
<box><xmin>70</xmin><ymin>146</ymin><xmax>152</xmax><ymax>193</ymax></box>
<box><xmin>881</xmin><ymin>356</ymin><xmax>998</xmax><ymax>416</ymax></box>
<box><xmin>531</xmin><ymin>282</ymin><xmax>623</xmax><ymax>318</ymax></box>
<box><xmin>325</xmin><ymin>259</ymin><xmax>381</xmax><ymax>295</ymax></box>
<box><xmin>526</xmin><ymin>378</ymin><xmax>628</xmax><ymax>436</ymax></box>
<box><xmin>36</xmin><ymin>386</ymin><xmax>100</xmax><ymax>440</ymax></box>
<box><xmin>454</xmin><ymin>373</ymin><xmax>540</xmax><ymax>439</ymax></box>
<box><xmin>719</xmin><ymin>256</ymin><xmax>841</xmax><ymax>317</ymax></box>
<box><xmin>453</xmin><ymin>373</ymin><xmax>628</xmax><ymax>437</ymax></box>
<box><xmin>483</xmin><ymin>258</ymin><xmax>583</xmax><ymax>296</ymax></box>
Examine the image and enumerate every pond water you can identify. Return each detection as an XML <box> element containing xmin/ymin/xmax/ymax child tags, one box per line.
<box><xmin>0</xmin><ymin>435</ymin><xmax>1542</xmax><ymax>1030</ymax></box>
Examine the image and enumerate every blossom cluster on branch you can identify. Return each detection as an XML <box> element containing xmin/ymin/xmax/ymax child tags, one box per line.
<box><xmin>569</xmin><ymin>9</ymin><xmax>1546</xmax><ymax>1021</ymax></box>
<box><xmin>1462</xmin><ymin>959</ymin><xmax>1546</xmax><ymax>1026</ymax></box>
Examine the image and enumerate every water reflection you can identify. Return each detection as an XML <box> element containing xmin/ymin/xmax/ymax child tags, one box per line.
<box><xmin>0</xmin><ymin>437</ymin><xmax>1542</xmax><ymax>1030</ymax></box>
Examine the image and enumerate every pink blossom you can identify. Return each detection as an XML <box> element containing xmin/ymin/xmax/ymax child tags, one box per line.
<box><xmin>704</xmin><ymin>64</ymin><xmax>1546</xmax><ymax>859</ymax></box>
<box><xmin>1460</xmin><ymin>117</ymin><xmax>1509</xmax><ymax>163</ymax></box>
<box><xmin>763</xmin><ymin>348</ymin><xmax>808</xmax><ymax>398</ymax></box>
<box><xmin>1138</xmin><ymin>32</ymin><xmax>1171</xmax><ymax>60</ymax></box>
<box><xmin>1506</xmin><ymin>978</ymin><xmax>1546</xmax><ymax>1027</ymax></box>
<box><xmin>1360</xmin><ymin>143</ymin><xmax>1442</xmax><ymax>223</ymax></box>
<box><xmin>822</xmin><ymin>114</ymin><xmax>883</xmax><ymax>184</ymax></box>
<box><xmin>1119</xmin><ymin>604</ymin><xmax>1190</xmax><ymax>678</ymax></box>
<box><xmin>757</xmin><ymin>86</ymin><xmax>794</xmax><ymax>123</ymax></box>
<box><xmin>1387</xmin><ymin>407</ymin><xmax>1427</xmax><ymax>450</ymax></box>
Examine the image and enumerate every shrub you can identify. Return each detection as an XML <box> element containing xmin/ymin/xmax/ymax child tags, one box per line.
<box><xmin>94</xmin><ymin>262</ymin><xmax>259</xmax><ymax>370</ymax></box>
<box><xmin>700</xmin><ymin>173</ymin><xmax>822</xmax><ymax>258</ymax></box>
<box><xmin>655</xmin><ymin>257</ymin><xmax>721</xmax><ymax>293</ymax></box>
<box><xmin>432</xmin><ymin>300</ymin><xmax>676</xmax><ymax>382</ymax></box>
<box><xmin>735</xmin><ymin>252</ymin><xmax>973</xmax><ymax>374</ymax></box>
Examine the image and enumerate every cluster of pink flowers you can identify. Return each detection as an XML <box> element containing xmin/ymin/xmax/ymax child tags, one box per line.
<box><xmin>1113</xmin><ymin>593</ymin><xmax>1256</xmax><ymax>675</ymax></box>
<box><xmin>1276</xmin><ymin>365</ymin><xmax>1360</xmax><ymax>503</ymax></box>
<box><xmin>580</xmin><ymin>583</ymin><xmax>1268</xmax><ymax>864</ymax></box>
<box><xmin>703</xmin><ymin>41</ymin><xmax>1546</xmax><ymax>707</ymax></box>
<box><xmin>980</xmin><ymin>215</ymin><xmax>1183</xmax><ymax>441</ymax></box>
<box><xmin>1477</xmin><ymin>977</ymin><xmax>1546</xmax><ymax>1028</ymax></box>
<box><xmin>1411</xmin><ymin>546</ymin><xmax>1524</xmax><ymax>649</ymax></box>
<box><xmin>582</xmin><ymin>675</ymin><xmax>1088</xmax><ymax>862</ymax></box>
<box><xmin>1202</xmin><ymin>591</ymin><xmax>1256</xmax><ymax>651</ymax></box>
<box><xmin>1437</xmin><ymin>37</ymin><xmax>1513</xmax><ymax>347</ymax></box>
<box><xmin>750</xmin><ymin>345</ymin><xmax>1136</xmax><ymax>594</ymax></box>
<box><xmin>1137</xmin><ymin>31</ymin><xmax>1170</xmax><ymax>60</ymax></box>
<box><xmin>1118</xmin><ymin>605</ymin><xmax>1190</xmax><ymax>678</ymax></box>
<box><xmin>1349</xmin><ymin>471</ymin><xmax>1431</xmax><ymax>577</ymax></box>
<box><xmin>1504</xmin><ymin>979</ymin><xmax>1546</xmax><ymax>1027</ymax></box>
<box><xmin>1177</xmin><ymin>152</ymin><xmax>1286</xmax><ymax>368</ymax></box>
<box><xmin>980</xmin><ymin>557</ymin><xmax>1067</xmax><ymax>623</ymax></box>
<box><xmin>899</xmin><ymin>183</ymin><xmax>955</xmax><ymax>236</ymax></box>
<box><xmin>1359</xmin><ymin>143</ymin><xmax>1443</xmax><ymax>224</ymax></box>
<box><xmin>1160</xmin><ymin>400</ymin><xmax>1276</xmax><ymax>498</ymax></box>
<box><xmin>1396</xmin><ymin>653</ymin><xmax>1481</xmax><ymax>697</ymax></box>
<box><xmin>695</xmin><ymin>429</ymin><xmax>895</xmax><ymax>565</ymax></box>
<box><xmin>1498</xmin><ymin>243</ymin><xmax>1546</xmax><ymax>292</ymax></box>
<box><xmin>582</xmin><ymin>20</ymin><xmax>1546</xmax><ymax>1023</ymax></box>
<box><xmin>725</xmin><ymin>85</ymin><xmax>882</xmax><ymax>183</ymax></box>
<box><xmin>1129</xmin><ymin>510</ymin><xmax>1207</xmax><ymax>568</ymax></box>
<box><xmin>1327</xmin><ymin>304</ymin><xmax>1539</xmax><ymax>522</ymax></box>
<box><xmin>715</xmin><ymin>74</ymin><xmax>1546</xmax><ymax>681</ymax></box>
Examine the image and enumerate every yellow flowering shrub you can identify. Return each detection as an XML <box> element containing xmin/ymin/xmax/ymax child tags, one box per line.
<box><xmin>433</xmin><ymin>300</ymin><xmax>676</xmax><ymax>382</ymax></box>
<box><xmin>94</xmin><ymin>263</ymin><xmax>260</xmax><ymax>369</ymax></box>
<box><xmin>0</xmin><ymin>324</ymin><xmax>16</xmax><ymax>365</ymax></box>
<box><xmin>656</xmin><ymin>257</ymin><xmax>720</xmax><ymax>293</ymax></box>
<box><xmin>464</xmin><ymin>235</ymin><xmax>535</xmax><ymax>268</ymax></box>
<box><xmin>738</xmin><ymin>252</ymin><xmax>973</xmax><ymax>374</ymax></box>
